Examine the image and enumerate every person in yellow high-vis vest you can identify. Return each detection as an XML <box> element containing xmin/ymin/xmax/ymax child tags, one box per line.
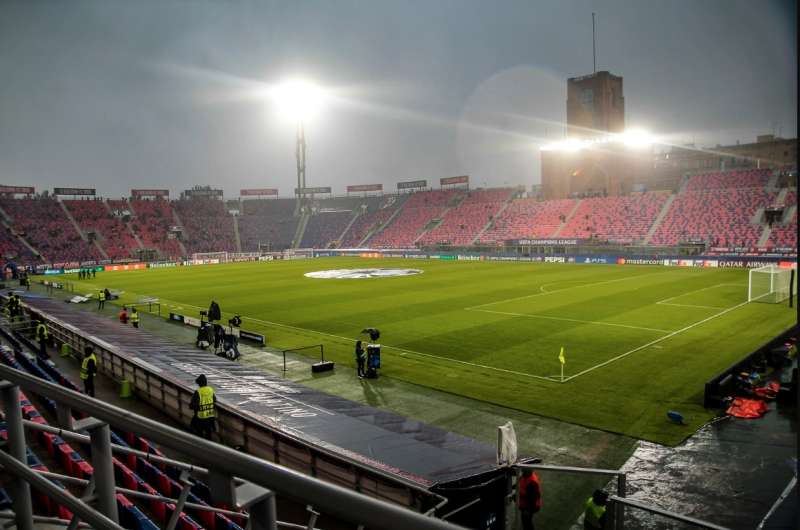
<box><xmin>35</xmin><ymin>321</ymin><xmax>49</xmax><ymax>359</ymax></box>
<box><xmin>130</xmin><ymin>307</ymin><xmax>140</xmax><ymax>328</ymax></box>
<box><xmin>583</xmin><ymin>490</ymin><xmax>608</xmax><ymax>529</ymax></box>
<box><xmin>80</xmin><ymin>346</ymin><xmax>98</xmax><ymax>397</ymax></box>
<box><xmin>97</xmin><ymin>289</ymin><xmax>106</xmax><ymax>309</ymax></box>
<box><xmin>190</xmin><ymin>374</ymin><xmax>216</xmax><ymax>440</ymax></box>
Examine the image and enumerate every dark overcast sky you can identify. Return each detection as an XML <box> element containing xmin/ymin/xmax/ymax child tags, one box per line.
<box><xmin>0</xmin><ymin>0</ymin><xmax>795</xmax><ymax>197</ymax></box>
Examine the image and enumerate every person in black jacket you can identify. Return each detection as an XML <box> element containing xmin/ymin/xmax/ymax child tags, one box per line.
<box><xmin>355</xmin><ymin>340</ymin><xmax>366</xmax><ymax>378</ymax></box>
<box><xmin>208</xmin><ymin>301</ymin><xmax>221</xmax><ymax>322</ymax></box>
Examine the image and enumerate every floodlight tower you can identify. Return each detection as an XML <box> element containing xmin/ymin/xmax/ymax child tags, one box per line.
<box><xmin>296</xmin><ymin>119</ymin><xmax>307</xmax><ymax>205</ymax></box>
<box><xmin>272</xmin><ymin>79</ymin><xmax>324</xmax><ymax>209</ymax></box>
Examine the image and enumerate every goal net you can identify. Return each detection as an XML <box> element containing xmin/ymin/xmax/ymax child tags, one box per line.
<box><xmin>748</xmin><ymin>265</ymin><xmax>795</xmax><ymax>303</ymax></box>
<box><xmin>191</xmin><ymin>251</ymin><xmax>228</xmax><ymax>263</ymax></box>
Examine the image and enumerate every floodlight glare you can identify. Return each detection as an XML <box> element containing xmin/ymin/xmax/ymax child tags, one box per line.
<box><xmin>271</xmin><ymin>79</ymin><xmax>325</xmax><ymax>122</ymax></box>
<box><xmin>618</xmin><ymin>129</ymin><xmax>654</xmax><ymax>148</ymax></box>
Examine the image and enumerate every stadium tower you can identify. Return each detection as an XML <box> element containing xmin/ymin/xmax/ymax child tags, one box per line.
<box><xmin>541</xmin><ymin>70</ymin><xmax>652</xmax><ymax>200</ymax></box>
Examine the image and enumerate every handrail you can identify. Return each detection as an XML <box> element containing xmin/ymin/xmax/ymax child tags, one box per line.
<box><xmin>0</xmin><ymin>363</ymin><xmax>465</xmax><ymax>530</ymax></box>
<box><xmin>608</xmin><ymin>495</ymin><xmax>731</xmax><ymax>530</ymax></box>
<box><xmin>0</xmin><ymin>448</ymin><xmax>124</xmax><ymax>530</ymax></box>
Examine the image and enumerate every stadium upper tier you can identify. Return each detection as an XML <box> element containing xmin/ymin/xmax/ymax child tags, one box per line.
<box><xmin>0</xmin><ymin>167</ymin><xmax>795</xmax><ymax>264</ymax></box>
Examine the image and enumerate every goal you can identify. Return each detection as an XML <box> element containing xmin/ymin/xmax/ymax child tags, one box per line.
<box><xmin>191</xmin><ymin>251</ymin><xmax>228</xmax><ymax>263</ymax></box>
<box><xmin>748</xmin><ymin>265</ymin><xmax>795</xmax><ymax>303</ymax></box>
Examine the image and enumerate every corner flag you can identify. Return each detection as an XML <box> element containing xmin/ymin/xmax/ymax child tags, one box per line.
<box><xmin>558</xmin><ymin>347</ymin><xmax>565</xmax><ymax>365</ymax></box>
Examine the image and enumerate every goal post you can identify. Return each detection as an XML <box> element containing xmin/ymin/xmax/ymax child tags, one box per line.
<box><xmin>191</xmin><ymin>251</ymin><xmax>229</xmax><ymax>263</ymax></box>
<box><xmin>748</xmin><ymin>265</ymin><xmax>795</xmax><ymax>303</ymax></box>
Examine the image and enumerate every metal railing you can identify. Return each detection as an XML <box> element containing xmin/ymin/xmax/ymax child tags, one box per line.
<box><xmin>518</xmin><ymin>464</ymin><xmax>730</xmax><ymax>530</ymax></box>
<box><xmin>0</xmin><ymin>363</ymin><xmax>465</xmax><ymax>530</ymax></box>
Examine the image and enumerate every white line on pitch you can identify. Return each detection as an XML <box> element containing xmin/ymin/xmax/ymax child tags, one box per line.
<box><xmin>466</xmin><ymin>308</ymin><xmax>672</xmax><ymax>333</ymax></box>
<box><xmin>655</xmin><ymin>283</ymin><xmax>740</xmax><ymax>305</ymax></box>
<box><xmin>657</xmin><ymin>302</ymin><xmax>728</xmax><ymax>310</ymax></box>
<box><xmin>562</xmin><ymin>299</ymin><xmax>751</xmax><ymax>382</ymax></box>
<box><xmin>465</xmin><ymin>270</ymin><xmax>677</xmax><ymax>310</ymax></box>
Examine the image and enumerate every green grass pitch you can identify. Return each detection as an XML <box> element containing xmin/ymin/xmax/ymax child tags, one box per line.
<box><xmin>56</xmin><ymin>258</ymin><xmax>795</xmax><ymax>445</ymax></box>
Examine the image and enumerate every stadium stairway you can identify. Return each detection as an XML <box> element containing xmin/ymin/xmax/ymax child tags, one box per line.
<box><xmin>551</xmin><ymin>199</ymin><xmax>582</xmax><ymax>237</ymax></box>
<box><xmin>170</xmin><ymin>208</ymin><xmax>190</xmax><ymax>256</ymax></box>
<box><xmin>336</xmin><ymin>211</ymin><xmax>360</xmax><ymax>246</ymax></box>
<box><xmin>232</xmin><ymin>215</ymin><xmax>242</xmax><ymax>252</ymax></box>
<box><xmin>360</xmin><ymin>205</ymin><xmax>402</xmax><ymax>246</ymax></box>
<box><xmin>105</xmin><ymin>199</ymin><xmax>144</xmax><ymax>252</ymax></box>
<box><xmin>472</xmin><ymin>199</ymin><xmax>512</xmax><ymax>244</ymax></box>
<box><xmin>57</xmin><ymin>200</ymin><xmax>90</xmax><ymax>245</ymax></box>
<box><xmin>292</xmin><ymin>211</ymin><xmax>309</xmax><ymax>249</ymax></box>
<box><xmin>643</xmin><ymin>193</ymin><xmax>676</xmax><ymax>245</ymax></box>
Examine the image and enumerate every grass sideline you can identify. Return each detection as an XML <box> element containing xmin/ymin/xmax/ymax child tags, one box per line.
<box><xmin>54</xmin><ymin>257</ymin><xmax>795</xmax><ymax>445</ymax></box>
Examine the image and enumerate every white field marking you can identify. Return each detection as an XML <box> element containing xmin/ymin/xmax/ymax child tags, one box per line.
<box><xmin>561</xmin><ymin>299</ymin><xmax>751</xmax><ymax>383</ymax></box>
<box><xmin>539</xmin><ymin>280</ymin><xmax>594</xmax><ymax>293</ymax></box>
<box><xmin>466</xmin><ymin>308</ymin><xmax>672</xmax><ymax>334</ymax></box>
<box><xmin>160</xmin><ymin>298</ymin><xmax>563</xmax><ymax>382</ymax></box>
<box><xmin>655</xmin><ymin>283</ymin><xmax>745</xmax><ymax>308</ymax></box>
<box><xmin>465</xmin><ymin>270</ymin><xmax>677</xmax><ymax>310</ymax></box>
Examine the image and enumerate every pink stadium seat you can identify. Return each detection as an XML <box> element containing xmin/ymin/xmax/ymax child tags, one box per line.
<box><xmin>64</xmin><ymin>199</ymin><xmax>138</xmax><ymax>260</ymax></box>
<box><xmin>650</xmin><ymin>188</ymin><xmax>774</xmax><ymax>247</ymax></box>
<box><xmin>559</xmin><ymin>192</ymin><xmax>669</xmax><ymax>242</ymax></box>
<box><xmin>369</xmin><ymin>190</ymin><xmax>461</xmax><ymax>248</ymax></box>
<box><xmin>418</xmin><ymin>189</ymin><xmax>512</xmax><ymax>246</ymax></box>
<box><xmin>479</xmin><ymin>198</ymin><xmax>577</xmax><ymax>243</ymax></box>
<box><xmin>173</xmin><ymin>199</ymin><xmax>236</xmax><ymax>254</ymax></box>
<box><xmin>0</xmin><ymin>198</ymin><xmax>103</xmax><ymax>264</ymax></box>
<box><xmin>130</xmin><ymin>199</ymin><xmax>183</xmax><ymax>258</ymax></box>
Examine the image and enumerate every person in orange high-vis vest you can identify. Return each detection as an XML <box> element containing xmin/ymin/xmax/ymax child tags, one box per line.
<box><xmin>518</xmin><ymin>468</ymin><xmax>542</xmax><ymax>530</ymax></box>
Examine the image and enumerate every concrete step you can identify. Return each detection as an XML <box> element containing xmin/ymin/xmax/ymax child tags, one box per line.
<box><xmin>644</xmin><ymin>194</ymin><xmax>676</xmax><ymax>245</ymax></box>
<box><xmin>552</xmin><ymin>199</ymin><xmax>582</xmax><ymax>237</ymax></box>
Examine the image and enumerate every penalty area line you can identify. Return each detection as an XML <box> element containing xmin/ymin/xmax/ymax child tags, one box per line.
<box><xmin>466</xmin><ymin>270</ymin><xmax>677</xmax><ymax>310</ymax></box>
<box><xmin>561</xmin><ymin>299</ymin><xmax>751</xmax><ymax>383</ymax></box>
<box><xmin>466</xmin><ymin>308</ymin><xmax>672</xmax><ymax>333</ymax></box>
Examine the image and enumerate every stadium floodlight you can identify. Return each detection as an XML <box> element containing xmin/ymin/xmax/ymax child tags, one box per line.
<box><xmin>617</xmin><ymin>128</ymin><xmax>655</xmax><ymax>148</ymax></box>
<box><xmin>271</xmin><ymin>79</ymin><xmax>327</xmax><ymax>202</ymax></box>
<box><xmin>271</xmin><ymin>79</ymin><xmax>326</xmax><ymax>122</ymax></box>
<box><xmin>540</xmin><ymin>138</ymin><xmax>588</xmax><ymax>152</ymax></box>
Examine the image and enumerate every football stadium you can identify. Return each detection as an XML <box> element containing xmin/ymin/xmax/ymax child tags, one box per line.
<box><xmin>0</xmin><ymin>2</ymin><xmax>796</xmax><ymax>530</ymax></box>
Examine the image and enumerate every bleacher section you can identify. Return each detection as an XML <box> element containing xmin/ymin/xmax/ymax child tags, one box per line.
<box><xmin>685</xmin><ymin>168</ymin><xmax>771</xmax><ymax>191</ymax></box>
<box><xmin>368</xmin><ymin>190</ymin><xmax>461</xmax><ymax>248</ymax></box>
<box><xmin>301</xmin><ymin>211</ymin><xmax>353</xmax><ymax>248</ymax></box>
<box><xmin>64</xmin><ymin>199</ymin><xmax>138</xmax><ymax>260</ymax></box>
<box><xmin>0</xmin><ymin>198</ymin><xmax>103</xmax><ymax>264</ymax></box>
<box><xmin>238</xmin><ymin>199</ymin><xmax>298</xmax><ymax>251</ymax></box>
<box><xmin>418</xmin><ymin>189</ymin><xmax>512</xmax><ymax>246</ymax></box>
<box><xmin>129</xmin><ymin>199</ymin><xmax>183</xmax><ymax>258</ymax></box>
<box><xmin>0</xmin><ymin>167</ymin><xmax>795</xmax><ymax>263</ymax></box>
<box><xmin>0</xmin><ymin>225</ymin><xmax>36</xmax><ymax>263</ymax></box>
<box><xmin>338</xmin><ymin>196</ymin><xmax>405</xmax><ymax>248</ymax></box>
<box><xmin>173</xmin><ymin>199</ymin><xmax>236</xmax><ymax>254</ymax></box>
<box><xmin>559</xmin><ymin>192</ymin><xmax>669</xmax><ymax>242</ymax></box>
<box><xmin>651</xmin><ymin>189</ymin><xmax>771</xmax><ymax>247</ymax></box>
<box><xmin>768</xmin><ymin>190</ymin><xmax>797</xmax><ymax>248</ymax></box>
<box><xmin>479</xmin><ymin>198</ymin><xmax>577</xmax><ymax>243</ymax></box>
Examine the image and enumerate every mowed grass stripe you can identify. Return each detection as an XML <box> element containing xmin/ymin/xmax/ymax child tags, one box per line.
<box><xmin>55</xmin><ymin>258</ymin><xmax>795</xmax><ymax>445</ymax></box>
